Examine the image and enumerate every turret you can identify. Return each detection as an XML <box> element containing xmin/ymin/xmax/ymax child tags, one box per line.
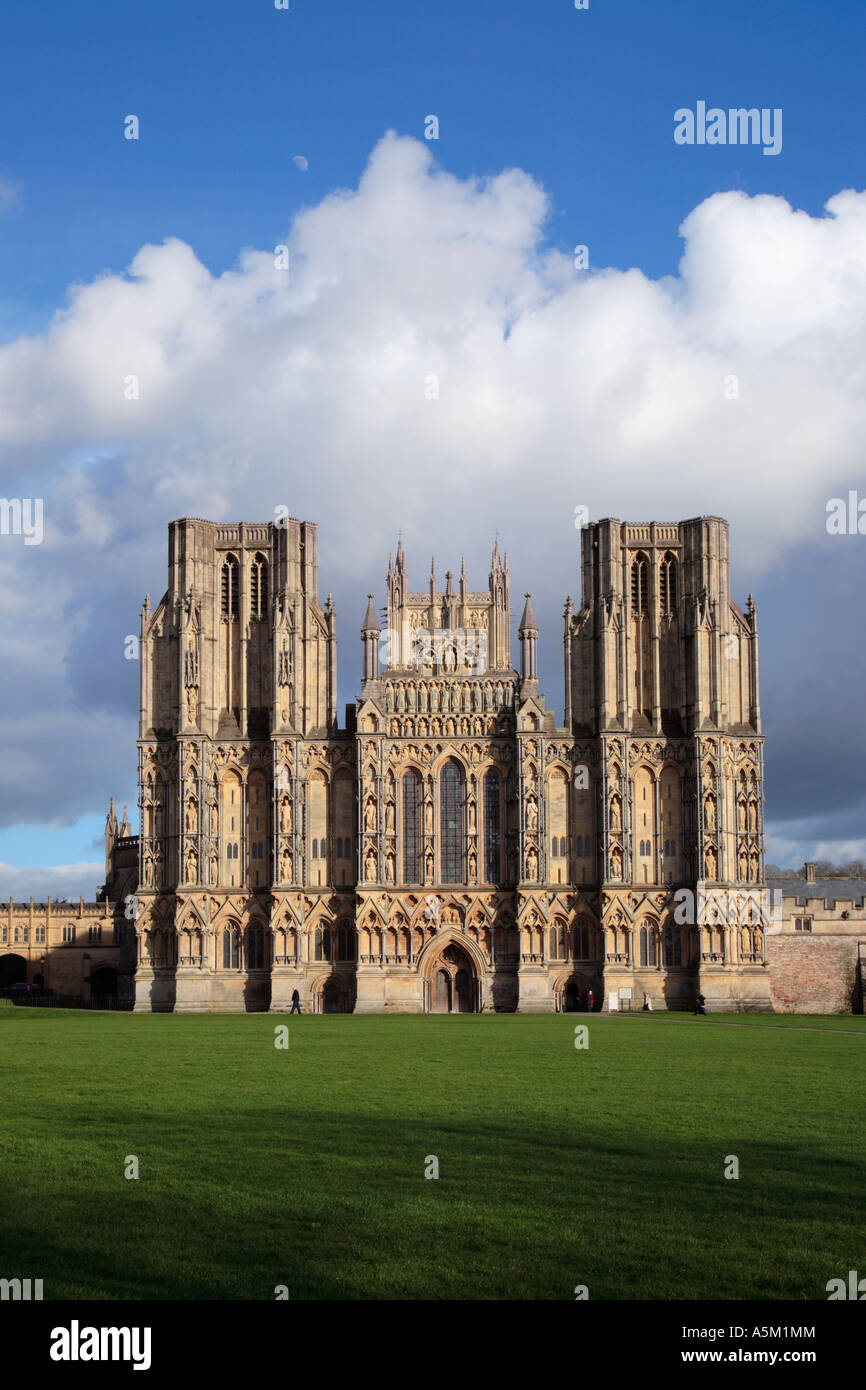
<box><xmin>519</xmin><ymin>594</ymin><xmax>538</xmax><ymax>681</ymax></box>
<box><xmin>361</xmin><ymin>594</ymin><xmax>380</xmax><ymax>682</ymax></box>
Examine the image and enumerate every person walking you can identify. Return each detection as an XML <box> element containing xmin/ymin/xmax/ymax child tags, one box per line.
<box><xmin>694</xmin><ymin>992</ymin><xmax>707</xmax><ymax>1015</ymax></box>
<box><xmin>587</xmin><ymin>988</ymin><xmax>594</xmax><ymax>1012</ymax></box>
<box><xmin>643</xmin><ymin>991</ymin><xmax>652</xmax><ymax>1011</ymax></box>
<box><xmin>290</xmin><ymin>987</ymin><xmax>301</xmax><ymax>1015</ymax></box>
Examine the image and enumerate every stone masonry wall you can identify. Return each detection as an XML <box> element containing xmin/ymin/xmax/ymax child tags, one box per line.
<box><xmin>768</xmin><ymin>935</ymin><xmax>865</xmax><ymax>1014</ymax></box>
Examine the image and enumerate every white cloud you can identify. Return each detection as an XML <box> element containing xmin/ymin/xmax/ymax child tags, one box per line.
<box><xmin>0</xmin><ymin>133</ymin><xmax>864</xmax><ymax>577</ymax></box>
<box><xmin>1</xmin><ymin>131</ymin><xmax>865</xmax><ymax>860</ymax></box>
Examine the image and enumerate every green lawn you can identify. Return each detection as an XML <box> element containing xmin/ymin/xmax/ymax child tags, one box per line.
<box><xmin>1</xmin><ymin>1005</ymin><xmax>864</xmax><ymax>1300</ymax></box>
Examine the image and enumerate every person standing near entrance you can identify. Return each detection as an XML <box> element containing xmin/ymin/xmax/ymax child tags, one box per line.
<box><xmin>643</xmin><ymin>991</ymin><xmax>652</xmax><ymax>1011</ymax></box>
<box><xmin>290</xmin><ymin>988</ymin><xmax>301</xmax><ymax>1015</ymax></box>
<box><xmin>587</xmin><ymin>988</ymin><xmax>594</xmax><ymax>1012</ymax></box>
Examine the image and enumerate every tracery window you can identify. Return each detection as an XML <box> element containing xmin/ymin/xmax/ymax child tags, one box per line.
<box><xmin>403</xmin><ymin>770</ymin><xmax>421</xmax><ymax>884</ymax></box>
<box><xmin>440</xmin><ymin>760</ymin><xmax>464</xmax><ymax>884</ymax></box>
<box><xmin>659</xmin><ymin>551</ymin><xmax>678</xmax><ymax>616</ymax></box>
<box><xmin>250</xmin><ymin>553</ymin><xmax>268</xmax><ymax>619</ymax></box>
<box><xmin>663</xmin><ymin>925</ymin><xmax>683</xmax><ymax>966</ymax></box>
<box><xmin>631</xmin><ymin>554</ymin><xmax>649</xmax><ymax>614</ymax></box>
<box><xmin>483</xmin><ymin>769</ymin><xmax>501</xmax><ymax>883</ymax></box>
<box><xmin>221</xmin><ymin>554</ymin><xmax>239</xmax><ymax>618</ymax></box>
<box><xmin>222</xmin><ymin>927</ymin><xmax>241</xmax><ymax>969</ymax></box>
<box><xmin>247</xmin><ymin>926</ymin><xmax>265</xmax><ymax>969</ymax></box>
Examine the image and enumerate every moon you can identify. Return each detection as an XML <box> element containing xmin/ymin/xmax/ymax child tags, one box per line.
<box><xmin>293</xmin><ymin>155</ymin><xmax>309</xmax><ymax>172</ymax></box>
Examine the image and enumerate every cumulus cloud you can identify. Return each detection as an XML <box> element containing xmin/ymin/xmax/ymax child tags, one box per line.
<box><xmin>0</xmin><ymin>131</ymin><xmax>865</xmax><ymax>870</ymax></box>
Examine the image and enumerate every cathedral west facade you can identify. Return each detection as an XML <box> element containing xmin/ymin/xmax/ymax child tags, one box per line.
<box><xmin>123</xmin><ymin>512</ymin><xmax>772</xmax><ymax>1014</ymax></box>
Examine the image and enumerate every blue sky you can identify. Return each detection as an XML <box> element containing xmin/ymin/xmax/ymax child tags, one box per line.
<box><xmin>1</xmin><ymin>0</ymin><xmax>865</xmax><ymax>892</ymax></box>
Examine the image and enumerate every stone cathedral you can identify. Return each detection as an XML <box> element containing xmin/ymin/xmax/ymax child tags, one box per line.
<box><xmin>124</xmin><ymin>512</ymin><xmax>770</xmax><ymax>1014</ymax></box>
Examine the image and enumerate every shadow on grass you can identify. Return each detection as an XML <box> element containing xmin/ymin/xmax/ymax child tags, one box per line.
<box><xmin>1</xmin><ymin>1102</ymin><xmax>862</xmax><ymax>1301</ymax></box>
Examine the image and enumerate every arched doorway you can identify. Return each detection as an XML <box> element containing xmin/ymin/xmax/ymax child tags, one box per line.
<box><xmin>427</xmin><ymin>941</ymin><xmax>477</xmax><ymax>1014</ymax></box>
<box><xmin>90</xmin><ymin>966</ymin><xmax>118</xmax><ymax>999</ymax></box>
<box><xmin>0</xmin><ymin>954</ymin><xmax>27</xmax><ymax>990</ymax></box>
<box><xmin>315</xmin><ymin>974</ymin><xmax>354</xmax><ymax>1014</ymax></box>
<box><xmin>559</xmin><ymin>971</ymin><xmax>595</xmax><ymax>1013</ymax></box>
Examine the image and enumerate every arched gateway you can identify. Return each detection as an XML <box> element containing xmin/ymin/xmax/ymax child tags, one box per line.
<box><xmin>423</xmin><ymin>940</ymin><xmax>479</xmax><ymax>1014</ymax></box>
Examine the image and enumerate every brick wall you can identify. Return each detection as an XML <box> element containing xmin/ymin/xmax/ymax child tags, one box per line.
<box><xmin>768</xmin><ymin>935</ymin><xmax>865</xmax><ymax>1014</ymax></box>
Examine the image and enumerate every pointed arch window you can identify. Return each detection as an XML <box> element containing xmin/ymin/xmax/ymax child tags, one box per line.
<box><xmin>659</xmin><ymin>551</ymin><xmax>678</xmax><ymax>616</ymax></box>
<box><xmin>574</xmin><ymin>920</ymin><xmax>591</xmax><ymax>960</ymax></box>
<box><xmin>221</xmin><ymin>554</ymin><xmax>239</xmax><ymax>618</ymax></box>
<box><xmin>250</xmin><ymin>553</ymin><xmax>268</xmax><ymax>619</ymax></box>
<box><xmin>631</xmin><ymin>554</ymin><xmax>649</xmax><ymax>614</ymax></box>
<box><xmin>440</xmin><ymin>760</ymin><xmax>464</xmax><ymax>884</ymax></box>
<box><xmin>402</xmin><ymin>770</ymin><xmax>422</xmax><ymax>885</ymax></box>
<box><xmin>247</xmin><ymin>926</ymin><xmax>265</xmax><ymax>969</ymax></box>
<box><xmin>222</xmin><ymin>927</ymin><xmax>241</xmax><ymax>969</ymax></box>
<box><xmin>483</xmin><ymin>769</ymin><xmax>501</xmax><ymax>883</ymax></box>
<box><xmin>663</xmin><ymin>925</ymin><xmax>683</xmax><ymax>967</ymax></box>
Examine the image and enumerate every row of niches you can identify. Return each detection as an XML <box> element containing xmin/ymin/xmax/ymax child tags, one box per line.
<box><xmin>380</xmin><ymin>679</ymin><xmax>515</xmax><ymax>714</ymax></box>
<box><xmin>382</xmin><ymin>711</ymin><xmax>512</xmax><ymax>738</ymax></box>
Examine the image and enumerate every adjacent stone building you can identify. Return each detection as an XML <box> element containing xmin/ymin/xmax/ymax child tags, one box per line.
<box><xmin>2</xmin><ymin>512</ymin><xmax>863</xmax><ymax>1013</ymax></box>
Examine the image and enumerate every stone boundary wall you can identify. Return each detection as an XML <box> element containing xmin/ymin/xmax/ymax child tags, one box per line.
<box><xmin>768</xmin><ymin>935</ymin><xmax>865</xmax><ymax>1014</ymax></box>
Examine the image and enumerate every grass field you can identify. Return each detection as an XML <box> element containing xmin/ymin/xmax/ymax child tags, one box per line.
<box><xmin>1</xmin><ymin>1004</ymin><xmax>865</xmax><ymax>1300</ymax></box>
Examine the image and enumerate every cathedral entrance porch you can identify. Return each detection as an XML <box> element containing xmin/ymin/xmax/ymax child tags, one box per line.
<box><xmin>422</xmin><ymin>939</ymin><xmax>480</xmax><ymax>1013</ymax></box>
